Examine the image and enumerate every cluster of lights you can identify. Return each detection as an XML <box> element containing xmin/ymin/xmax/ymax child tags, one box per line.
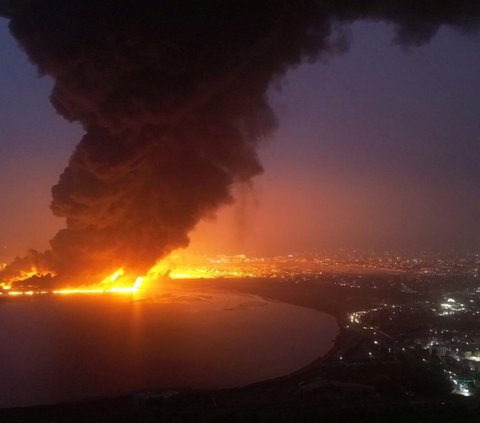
<box><xmin>438</xmin><ymin>298</ymin><xmax>466</xmax><ymax>316</ymax></box>
<box><xmin>348</xmin><ymin>310</ymin><xmax>371</xmax><ymax>324</ymax></box>
<box><xmin>452</xmin><ymin>378</ymin><xmax>473</xmax><ymax>397</ymax></box>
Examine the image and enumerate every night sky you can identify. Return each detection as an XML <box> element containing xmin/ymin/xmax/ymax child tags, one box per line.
<box><xmin>1</xmin><ymin>18</ymin><xmax>479</xmax><ymax>262</ymax></box>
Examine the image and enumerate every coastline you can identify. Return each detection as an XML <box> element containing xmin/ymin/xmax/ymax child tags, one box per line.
<box><xmin>0</xmin><ymin>283</ymin><xmax>340</xmax><ymax>410</ymax></box>
<box><xmin>0</xmin><ymin>280</ymin><xmax>477</xmax><ymax>423</ymax></box>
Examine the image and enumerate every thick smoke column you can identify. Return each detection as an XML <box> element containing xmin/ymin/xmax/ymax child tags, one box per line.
<box><xmin>0</xmin><ymin>1</ymin><xmax>479</xmax><ymax>286</ymax></box>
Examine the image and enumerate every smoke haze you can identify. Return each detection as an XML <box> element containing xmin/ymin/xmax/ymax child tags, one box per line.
<box><xmin>0</xmin><ymin>1</ymin><xmax>479</xmax><ymax>286</ymax></box>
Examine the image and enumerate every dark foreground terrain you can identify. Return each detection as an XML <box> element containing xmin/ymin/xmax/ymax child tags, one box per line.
<box><xmin>0</xmin><ymin>386</ymin><xmax>478</xmax><ymax>423</ymax></box>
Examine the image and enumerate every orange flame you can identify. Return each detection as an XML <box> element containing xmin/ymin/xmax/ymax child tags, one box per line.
<box><xmin>0</xmin><ymin>252</ymin><xmax>253</xmax><ymax>297</ymax></box>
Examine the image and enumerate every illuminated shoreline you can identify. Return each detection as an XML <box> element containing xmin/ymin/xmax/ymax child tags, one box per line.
<box><xmin>1</xmin><ymin>288</ymin><xmax>139</xmax><ymax>297</ymax></box>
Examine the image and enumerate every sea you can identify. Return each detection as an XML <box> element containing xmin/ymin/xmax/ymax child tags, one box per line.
<box><xmin>0</xmin><ymin>285</ymin><xmax>338</xmax><ymax>408</ymax></box>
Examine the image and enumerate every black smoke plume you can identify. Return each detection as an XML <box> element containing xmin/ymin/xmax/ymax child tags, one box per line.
<box><xmin>0</xmin><ymin>1</ymin><xmax>479</xmax><ymax>286</ymax></box>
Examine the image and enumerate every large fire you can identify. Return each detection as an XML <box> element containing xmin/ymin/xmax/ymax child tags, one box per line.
<box><xmin>0</xmin><ymin>252</ymin><xmax>247</xmax><ymax>297</ymax></box>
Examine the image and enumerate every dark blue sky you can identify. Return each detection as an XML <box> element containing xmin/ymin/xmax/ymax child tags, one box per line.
<box><xmin>1</xmin><ymin>19</ymin><xmax>479</xmax><ymax>260</ymax></box>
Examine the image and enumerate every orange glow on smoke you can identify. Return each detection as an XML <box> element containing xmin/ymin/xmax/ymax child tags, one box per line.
<box><xmin>146</xmin><ymin>252</ymin><xmax>249</xmax><ymax>279</ymax></box>
<box><xmin>0</xmin><ymin>263</ymin><xmax>56</xmax><ymax>292</ymax></box>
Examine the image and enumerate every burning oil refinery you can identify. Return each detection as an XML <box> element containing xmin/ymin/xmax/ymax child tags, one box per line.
<box><xmin>1</xmin><ymin>0</ymin><xmax>479</xmax><ymax>293</ymax></box>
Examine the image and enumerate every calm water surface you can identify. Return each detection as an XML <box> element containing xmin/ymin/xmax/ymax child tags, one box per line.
<box><xmin>0</xmin><ymin>286</ymin><xmax>338</xmax><ymax>408</ymax></box>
